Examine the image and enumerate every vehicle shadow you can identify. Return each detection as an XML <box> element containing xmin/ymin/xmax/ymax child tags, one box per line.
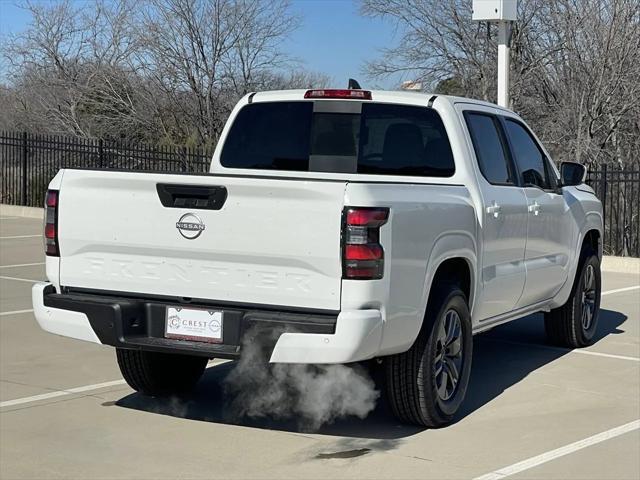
<box><xmin>459</xmin><ymin>308</ymin><xmax>627</xmax><ymax>419</ymax></box>
<box><xmin>114</xmin><ymin>308</ymin><xmax>627</xmax><ymax>440</ymax></box>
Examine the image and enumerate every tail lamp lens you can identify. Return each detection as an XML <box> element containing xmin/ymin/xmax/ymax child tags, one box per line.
<box><xmin>44</xmin><ymin>190</ymin><xmax>59</xmax><ymax>256</ymax></box>
<box><xmin>343</xmin><ymin>207</ymin><xmax>388</xmax><ymax>280</ymax></box>
<box><xmin>46</xmin><ymin>190</ymin><xmax>58</xmax><ymax>207</ymax></box>
<box><xmin>345</xmin><ymin>244</ymin><xmax>383</xmax><ymax>260</ymax></box>
<box><xmin>346</xmin><ymin>208</ymin><xmax>388</xmax><ymax>226</ymax></box>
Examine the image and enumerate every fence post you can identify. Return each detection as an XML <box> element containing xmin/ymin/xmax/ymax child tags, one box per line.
<box><xmin>601</xmin><ymin>163</ymin><xmax>608</xmax><ymax>228</ymax></box>
<box><xmin>181</xmin><ymin>146</ymin><xmax>188</xmax><ymax>172</ymax></box>
<box><xmin>21</xmin><ymin>131</ymin><xmax>27</xmax><ymax>206</ymax></box>
<box><xmin>98</xmin><ymin>138</ymin><xmax>104</xmax><ymax>168</ymax></box>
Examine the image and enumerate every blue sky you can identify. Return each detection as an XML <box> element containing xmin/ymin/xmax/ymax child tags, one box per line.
<box><xmin>0</xmin><ymin>0</ymin><xmax>402</xmax><ymax>88</ymax></box>
<box><xmin>285</xmin><ymin>0</ymin><xmax>400</xmax><ymax>88</ymax></box>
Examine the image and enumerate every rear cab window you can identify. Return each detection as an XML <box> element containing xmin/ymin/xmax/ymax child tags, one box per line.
<box><xmin>220</xmin><ymin>101</ymin><xmax>455</xmax><ymax>177</ymax></box>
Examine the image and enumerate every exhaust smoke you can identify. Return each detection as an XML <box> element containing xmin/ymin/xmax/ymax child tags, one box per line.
<box><xmin>223</xmin><ymin>327</ymin><xmax>380</xmax><ymax>430</ymax></box>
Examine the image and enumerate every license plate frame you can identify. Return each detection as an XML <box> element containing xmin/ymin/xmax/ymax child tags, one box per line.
<box><xmin>165</xmin><ymin>306</ymin><xmax>224</xmax><ymax>344</ymax></box>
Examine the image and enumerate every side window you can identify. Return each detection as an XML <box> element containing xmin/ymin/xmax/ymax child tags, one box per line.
<box><xmin>464</xmin><ymin>112</ymin><xmax>513</xmax><ymax>185</ymax></box>
<box><xmin>504</xmin><ymin>119</ymin><xmax>552</xmax><ymax>190</ymax></box>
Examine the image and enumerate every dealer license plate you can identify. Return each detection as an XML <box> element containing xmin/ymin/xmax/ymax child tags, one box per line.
<box><xmin>165</xmin><ymin>306</ymin><xmax>223</xmax><ymax>343</ymax></box>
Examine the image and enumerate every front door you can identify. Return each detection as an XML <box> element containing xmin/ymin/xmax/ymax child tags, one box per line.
<box><xmin>501</xmin><ymin>118</ymin><xmax>572</xmax><ymax>307</ymax></box>
<box><xmin>463</xmin><ymin>110</ymin><xmax>528</xmax><ymax>321</ymax></box>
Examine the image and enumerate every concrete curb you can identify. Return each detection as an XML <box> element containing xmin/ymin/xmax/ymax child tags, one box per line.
<box><xmin>602</xmin><ymin>256</ymin><xmax>640</xmax><ymax>275</ymax></box>
<box><xmin>0</xmin><ymin>204</ymin><xmax>44</xmax><ymax>220</ymax></box>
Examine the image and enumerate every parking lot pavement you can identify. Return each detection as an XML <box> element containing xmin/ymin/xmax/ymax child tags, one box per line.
<box><xmin>1</xmin><ymin>215</ymin><xmax>639</xmax><ymax>479</ymax></box>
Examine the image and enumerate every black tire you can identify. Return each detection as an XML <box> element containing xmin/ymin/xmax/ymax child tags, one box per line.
<box><xmin>385</xmin><ymin>285</ymin><xmax>473</xmax><ymax>428</ymax></box>
<box><xmin>544</xmin><ymin>251</ymin><xmax>601</xmax><ymax>348</ymax></box>
<box><xmin>116</xmin><ymin>348</ymin><xmax>208</xmax><ymax>396</ymax></box>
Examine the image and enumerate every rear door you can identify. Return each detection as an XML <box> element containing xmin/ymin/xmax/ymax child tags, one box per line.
<box><xmin>462</xmin><ymin>110</ymin><xmax>528</xmax><ymax>321</ymax></box>
<box><xmin>501</xmin><ymin>118</ymin><xmax>572</xmax><ymax>307</ymax></box>
<box><xmin>57</xmin><ymin>170</ymin><xmax>346</xmax><ymax>310</ymax></box>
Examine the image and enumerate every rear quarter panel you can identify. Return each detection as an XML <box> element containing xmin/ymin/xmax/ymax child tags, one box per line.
<box><xmin>342</xmin><ymin>183</ymin><xmax>477</xmax><ymax>356</ymax></box>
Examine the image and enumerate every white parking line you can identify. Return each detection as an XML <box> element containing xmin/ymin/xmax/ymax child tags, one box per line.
<box><xmin>601</xmin><ymin>285</ymin><xmax>640</xmax><ymax>296</ymax></box>
<box><xmin>0</xmin><ymin>262</ymin><xmax>45</xmax><ymax>269</ymax></box>
<box><xmin>473</xmin><ymin>420</ymin><xmax>640</xmax><ymax>480</ymax></box>
<box><xmin>0</xmin><ymin>362</ymin><xmax>231</xmax><ymax>408</ymax></box>
<box><xmin>0</xmin><ymin>380</ymin><xmax>128</xmax><ymax>408</ymax></box>
<box><xmin>0</xmin><ymin>309</ymin><xmax>34</xmax><ymax>317</ymax></box>
<box><xmin>485</xmin><ymin>337</ymin><xmax>640</xmax><ymax>362</ymax></box>
<box><xmin>0</xmin><ymin>235</ymin><xmax>41</xmax><ymax>239</ymax></box>
<box><xmin>0</xmin><ymin>275</ymin><xmax>40</xmax><ymax>283</ymax></box>
<box><xmin>478</xmin><ymin>285</ymin><xmax>640</xmax><ymax>362</ymax></box>
<box><xmin>572</xmin><ymin>349</ymin><xmax>640</xmax><ymax>362</ymax></box>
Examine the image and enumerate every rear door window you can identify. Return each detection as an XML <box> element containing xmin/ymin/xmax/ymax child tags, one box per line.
<box><xmin>220</xmin><ymin>101</ymin><xmax>455</xmax><ymax>177</ymax></box>
<box><xmin>464</xmin><ymin>112</ymin><xmax>514</xmax><ymax>185</ymax></box>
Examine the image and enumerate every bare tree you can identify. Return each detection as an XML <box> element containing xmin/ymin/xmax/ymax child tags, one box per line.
<box><xmin>516</xmin><ymin>0</ymin><xmax>640</xmax><ymax>166</ymax></box>
<box><xmin>361</xmin><ymin>0</ymin><xmax>498</xmax><ymax>100</ymax></box>
<box><xmin>360</xmin><ymin>0</ymin><xmax>640</xmax><ymax>167</ymax></box>
<box><xmin>130</xmin><ymin>0</ymin><xmax>299</xmax><ymax>144</ymax></box>
<box><xmin>1</xmin><ymin>0</ymin><xmax>327</xmax><ymax>145</ymax></box>
<box><xmin>1</xmin><ymin>0</ymin><xmax>154</xmax><ymax>139</ymax></box>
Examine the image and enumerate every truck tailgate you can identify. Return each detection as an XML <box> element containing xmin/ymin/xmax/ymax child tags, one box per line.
<box><xmin>57</xmin><ymin>170</ymin><xmax>346</xmax><ymax>310</ymax></box>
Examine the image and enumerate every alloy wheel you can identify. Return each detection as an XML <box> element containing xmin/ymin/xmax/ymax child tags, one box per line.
<box><xmin>434</xmin><ymin>309</ymin><xmax>463</xmax><ymax>401</ymax></box>
<box><xmin>581</xmin><ymin>264</ymin><xmax>597</xmax><ymax>330</ymax></box>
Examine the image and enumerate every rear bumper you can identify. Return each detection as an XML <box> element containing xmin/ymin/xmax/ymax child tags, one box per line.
<box><xmin>32</xmin><ymin>283</ymin><xmax>102</xmax><ymax>344</ymax></box>
<box><xmin>269</xmin><ymin>310</ymin><xmax>383</xmax><ymax>363</ymax></box>
<box><xmin>32</xmin><ymin>282</ymin><xmax>384</xmax><ymax>364</ymax></box>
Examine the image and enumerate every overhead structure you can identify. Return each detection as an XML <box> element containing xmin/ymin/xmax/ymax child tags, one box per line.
<box><xmin>472</xmin><ymin>0</ymin><xmax>518</xmax><ymax>108</ymax></box>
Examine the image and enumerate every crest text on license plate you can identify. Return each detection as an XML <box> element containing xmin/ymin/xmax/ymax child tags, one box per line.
<box><xmin>165</xmin><ymin>307</ymin><xmax>223</xmax><ymax>343</ymax></box>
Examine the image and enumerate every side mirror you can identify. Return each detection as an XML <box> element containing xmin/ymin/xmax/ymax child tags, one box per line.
<box><xmin>560</xmin><ymin>162</ymin><xmax>586</xmax><ymax>187</ymax></box>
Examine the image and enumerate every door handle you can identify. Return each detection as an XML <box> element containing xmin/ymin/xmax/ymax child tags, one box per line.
<box><xmin>486</xmin><ymin>202</ymin><xmax>501</xmax><ymax>218</ymax></box>
<box><xmin>156</xmin><ymin>184</ymin><xmax>228</xmax><ymax>210</ymax></box>
<box><xmin>528</xmin><ymin>201</ymin><xmax>541</xmax><ymax>215</ymax></box>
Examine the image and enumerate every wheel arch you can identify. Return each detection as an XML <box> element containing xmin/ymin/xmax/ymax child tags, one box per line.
<box><xmin>582</xmin><ymin>228</ymin><xmax>602</xmax><ymax>259</ymax></box>
<box><xmin>428</xmin><ymin>257</ymin><xmax>473</xmax><ymax>304</ymax></box>
<box><xmin>419</xmin><ymin>232</ymin><xmax>477</xmax><ymax>335</ymax></box>
<box><xmin>550</xmin><ymin>217</ymin><xmax>603</xmax><ymax>309</ymax></box>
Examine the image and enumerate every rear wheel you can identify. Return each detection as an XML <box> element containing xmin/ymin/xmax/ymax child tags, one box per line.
<box><xmin>544</xmin><ymin>251</ymin><xmax>601</xmax><ymax>348</ymax></box>
<box><xmin>116</xmin><ymin>348</ymin><xmax>208</xmax><ymax>396</ymax></box>
<box><xmin>385</xmin><ymin>285</ymin><xmax>473</xmax><ymax>427</ymax></box>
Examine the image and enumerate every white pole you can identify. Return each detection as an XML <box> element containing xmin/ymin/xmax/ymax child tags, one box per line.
<box><xmin>497</xmin><ymin>21</ymin><xmax>510</xmax><ymax>108</ymax></box>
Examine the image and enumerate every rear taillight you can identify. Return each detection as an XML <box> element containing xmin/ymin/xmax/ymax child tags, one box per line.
<box><xmin>304</xmin><ymin>89</ymin><xmax>372</xmax><ymax>100</ymax></box>
<box><xmin>342</xmin><ymin>207</ymin><xmax>389</xmax><ymax>280</ymax></box>
<box><xmin>44</xmin><ymin>189</ymin><xmax>59</xmax><ymax>256</ymax></box>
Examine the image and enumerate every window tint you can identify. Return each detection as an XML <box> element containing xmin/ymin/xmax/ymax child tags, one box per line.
<box><xmin>504</xmin><ymin>119</ymin><xmax>551</xmax><ymax>189</ymax></box>
<box><xmin>358</xmin><ymin>103</ymin><xmax>455</xmax><ymax>176</ymax></box>
<box><xmin>465</xmin><ymin>112</ymin><xmax>512</xmax><ymax>184</ymax></box>
<box><xmin>220</xmin><ymin>101</ymin><xmax>455</xmax><ymax>177</ymax></box>
<box><xmin>221</xmin><ymin>102</ymin><xmax>312</xmax><ymax>171</ymax></box>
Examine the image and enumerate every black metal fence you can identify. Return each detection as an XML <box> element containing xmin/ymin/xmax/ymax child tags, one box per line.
<box><xmin>1</xmin><ymin>131</ymin><xmax>211</xmax><ymax>208</ymax></box>
<box><xmin>586</xmin><ymin>163</ymin><xmax>640</xmax><ymax>257</ymax></box>
<box><xmin>1</xmin><ymin>131</ymin><xmax>639</xmax><ymax>257</ymax></box>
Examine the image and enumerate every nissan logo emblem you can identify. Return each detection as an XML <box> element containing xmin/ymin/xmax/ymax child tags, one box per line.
<box><xmin>176</xmin><ymin>213</ymin><xmax>205</xmax><ymax>239</ymax></box>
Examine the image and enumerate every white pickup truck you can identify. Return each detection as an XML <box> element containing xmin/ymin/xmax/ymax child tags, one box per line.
<box><xmin>33</xmin><ymin>88</ymin><xmax>603</xmax><ymax>427</ymax></box>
